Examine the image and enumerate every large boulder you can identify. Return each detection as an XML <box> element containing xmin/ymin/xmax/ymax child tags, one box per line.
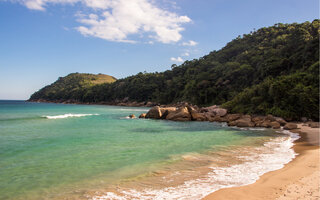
<box><xmin>275</xmin><ymin>117</ymin><xmax>287</xmax><ymax>126</ymax></box>
<box><xmin>284</xmin><ymin>123</ymin><xmax>298</xmax><ymax>130</ymax></box>
<box><xmin>160</xmin><ymin>107</ymin><xmax>177</xmax><ymax>119</ymax></box>
<box><xmin>271</xmin><ymin>121</ymin><xmax>281</xmax><ymax>129</ymax></box>
<box><xmin>166</xmin><ymin>107</ymin><xmax>191</xmax><ymax>121</ymax></box>
<box><xmin>212</xmin><ymin>108</ymin><xmax>228</xmax><ymax>117</ymax></box>
<box><xmin>190</xmin><ymin>111</ymin><xmax>207</xmax><ymax>121</ymax></box>
<box><xmin>235</xmin><ymin>120</ymin><xmax>255</xmax><ymax>127</ymax></box>
<box><xmin>200</xmin><ymin>105</ymin><xmax>218</xmax><ymax>113</ymax></box>
<box><xmin>209</xmin><ymin>115</ymin><xmax>229</xmax><ymax>122</ymax></box>
<box><xmin>261</xmin><ymin>120</ymin><xmax>272</xmax><ymax>128</ymax></box>
<box><xmin>228</xmin><ymin>120</ymin><xmax>237</xmax><ymax>126</ymax></box>
<box><xmin>145</xmin><ymin>106</ymin><xmax>162</xmax><ymax>119</ymax></box>
<box><xmin>201</xmin><ymin>106</ymin><xmax>227</xmax><ymax>117</ymax></box>
<box><xmin>252</xmin><ymin>116</ymin><xmax>266</xmax><ymax>127</ymax></box>
<box><xmin>234</xmin><ymin>115</ymin><xmax>255</xmax><ymax>127</ymax></box>
<box><xmin>226</xmin><ymin>114</ymin><xmax>241</xmax><ymax>122</ymax></box>
<box><xmin>266</xmin><ymin>114</ymin><xmax>276</xmax><ymax>122</ymax></box>
<box><xmin>139</xmin><ymin>113</ymin><xmax>146</xmax><ymax>118</ymax></box>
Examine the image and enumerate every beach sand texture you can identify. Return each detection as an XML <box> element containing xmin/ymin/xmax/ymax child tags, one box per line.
<box><xmin>203</xmin><ymin>124</ymin><xmax>320</xmax><ymax>200</ymax></box>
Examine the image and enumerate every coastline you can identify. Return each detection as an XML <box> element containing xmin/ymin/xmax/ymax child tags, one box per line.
<box><xmin>10</xmin><ymin>101</ymin><xmax>320</xmax><ymax>199</ymax></box>
<box><xmin>203</xmin><ymin>124</ymin><xmax>320</xmax><ymax>200</ymax></box>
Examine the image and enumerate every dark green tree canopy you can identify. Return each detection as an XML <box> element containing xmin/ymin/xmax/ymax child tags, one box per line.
<box><xmin>30</xmin><ymin>20</ymin><xmax>320</xmax><ymax>120</ymax></box>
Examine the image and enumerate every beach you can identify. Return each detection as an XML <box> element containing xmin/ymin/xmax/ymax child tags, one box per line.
<box><xmin>203</xmin><ymin>124</ymin><xmax>320</xmax><ymax>200</ymax></box>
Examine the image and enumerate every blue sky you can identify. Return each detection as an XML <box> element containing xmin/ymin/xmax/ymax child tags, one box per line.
<box><xmin>0</xmin><ymin>0</ymin><xmax>318</xmax><ymax>100</ymax></box>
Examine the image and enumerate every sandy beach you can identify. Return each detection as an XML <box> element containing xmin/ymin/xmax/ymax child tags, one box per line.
<box><xmin>203</xmin><ymin>124</ymin><xmax>320</xmax><ymax>200</ymax></box>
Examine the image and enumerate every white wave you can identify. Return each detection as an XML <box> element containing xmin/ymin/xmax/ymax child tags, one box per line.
<box><xmin>44</xmin><ymin>113</ymin><xmax>99</xmax><ymax>119</ymax></box>
<box><xmin>93</xmin><ymin>130</ymin><xmax>300</xmax><ymax>200</ymax></box>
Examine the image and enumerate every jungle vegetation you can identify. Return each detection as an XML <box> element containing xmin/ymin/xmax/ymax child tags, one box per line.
<box><xmin>29</xmin><ymin>20</ymin><xmax>319</xmax><ymax>120</ymax></box>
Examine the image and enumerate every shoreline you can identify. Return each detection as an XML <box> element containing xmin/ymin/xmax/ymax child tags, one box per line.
<box><xmin>203</xmin><ymin>124</ymin><xmax>320</xmax><ymax>200</ymax></box>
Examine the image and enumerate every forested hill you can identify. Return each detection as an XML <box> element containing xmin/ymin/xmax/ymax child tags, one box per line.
<box><xmin>29</xmin><ymin>20</ymin><xmax>319</xmax><ymax>120</ymax></box>
<box><xmin>29</xmin><ymin>73</ymin><xmax>116</xmax><ymax>101</ymax></box>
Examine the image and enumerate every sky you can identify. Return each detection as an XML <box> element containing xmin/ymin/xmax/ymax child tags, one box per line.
<box><xmin>0</xmin><ymin>0</ymin><xmax>318</xmax><ymax>100</ymax></box>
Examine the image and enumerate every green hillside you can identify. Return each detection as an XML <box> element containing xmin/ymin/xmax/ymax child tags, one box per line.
<box><xmin>29</xmin><ymin>20</ymin><xmax>319</xmax><ymax>120</ymax></box>
<box><xmin>29</xmin><ymin>73</ymin><xmax>116</xmax><ymax>101</ymax></box>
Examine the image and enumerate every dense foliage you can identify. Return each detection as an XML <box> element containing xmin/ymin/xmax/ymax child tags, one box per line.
<box><xmin>29</xmin><ymin>73</ymin><xmax>116</xmax><ymax>101</ymax></box>
<box><xmin>30</xmin><ymin>20</ymin><xmax>319</xmax><ymax>120</ymax></box>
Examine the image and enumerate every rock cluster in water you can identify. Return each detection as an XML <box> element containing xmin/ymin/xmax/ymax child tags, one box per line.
<box><xmin>139</xmin><ymin>103</ymin><xmax>303</xmax><ymax>130</ymax></box>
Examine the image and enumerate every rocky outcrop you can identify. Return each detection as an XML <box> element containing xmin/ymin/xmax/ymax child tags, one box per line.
<box><xmin>201</xmin><ymin>105</ymin><xmax>227</xmax><ymax>117</ymax></box>
<box><xmin>231</xmin><ymin>115</ymin><xmax>255</xmax><ymax>127</ymax></box>
<box><xmin>160</xmin><ymin>107</ymin><xmax>177</xmax><ymax>119</ymax></box>
<box><xmin>226</xmin><ymin>114</ymin><xmax>241</xmax><ymax>122</ymax></box>
<box><xmin>128</xmin><ymin>114</ymin><xmax>136</xmax><ymax>119</ymax></box>
<box><xmin>191</xmin><ymin>112</ymin><xmax>207</xmax><ymax>121</ymax></box>
<box><xmin>270</xmin><ymin>121</ymin><xmax>281</xmax><ymax>129</ymax></box>
<box><xmin>145</xmin><ymin>106</ymin><xmax>162</xmax><ymax>119</ymax></box>
<box><xmin>142</xmin><ymin>104</ymin><xmax>306</xmax><ymax>131</ymax></box>
<box><xmin>284</xmin><ymin>123</ymin><xmax>298</xmax><ymax>130</ymax></box>
<box><xmin>212</xmin><ymin>108</ymin><xmax>228</xmax><ymax>117</ymax></box>
<box><xmin>275</xmin><ymin>117</ymin><xmax>287</xmax><ymax>126</ymax></box>
<box><xmin>166</xmin><ymin>107</ymin><xmax>191</xmax><ymax>121</ymax></box>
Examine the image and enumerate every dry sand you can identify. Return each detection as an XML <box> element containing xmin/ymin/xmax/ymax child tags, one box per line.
<box><xmin>203</xmin><ymin>124</ymin><xmax>320</xmax><ymax>200</ymax></box>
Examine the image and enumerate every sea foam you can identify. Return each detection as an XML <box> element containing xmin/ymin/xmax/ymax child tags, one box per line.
<box><xmin>93</xmin><ymin>130</ymin><xmax>300</xmax><ymax>200</ymax></box>
<box><xmin>44</xmin><ymin>113</ymin><xmax>99</xmax><ymax>119</ymax></box>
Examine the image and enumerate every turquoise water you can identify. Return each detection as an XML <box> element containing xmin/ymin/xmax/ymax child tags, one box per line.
<box><xmin>0</xmin><ymin>100</ymin><xmax>281</xmax><ymax>199</ymax></box>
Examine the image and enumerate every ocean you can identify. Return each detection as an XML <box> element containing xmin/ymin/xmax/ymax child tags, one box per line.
<box><xmin>0</xmin><ymin>100</ymin><xmax>299</xmax><ymax>199</ymax></box>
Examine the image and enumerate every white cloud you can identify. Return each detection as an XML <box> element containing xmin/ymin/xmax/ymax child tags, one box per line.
<box><xmin>170</xmin><ymin>56</ymin><xmax>184</xmax><ymax>63</ymax></box>
<box><xmin>12</xmin><ymin>0</ymin><xmax>192</xmax><ymax>44</ymax></box>
<box><xmin>182</xmin><ymin>40</ymin><xmax>198</xmax><ymax>46</ymax></box>
<box><xmin>182</xmin><ymin>52</ymin><xmax>189</xmax><ymax>56</ymax></box>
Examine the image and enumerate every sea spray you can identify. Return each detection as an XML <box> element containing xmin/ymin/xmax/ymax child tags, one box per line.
<box><xmin>93</xmin><ymin>130</ymin><xmax>300</xmax><ymax>200</ymax></box>
<box><xmin>44</xmin><ymin>113</ymin><xmax>99</xmax><ymax>119</ymax></box>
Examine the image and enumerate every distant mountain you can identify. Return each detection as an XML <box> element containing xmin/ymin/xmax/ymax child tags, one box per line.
<box><xmin>29</xmin><ymin>73</ymin><xmax>116</xmax><ymax>102</ymax></box>
<box><xmin>29</xmin><ymin>20</ymin><xmax>319</xmax><ymax>120</ymax></box>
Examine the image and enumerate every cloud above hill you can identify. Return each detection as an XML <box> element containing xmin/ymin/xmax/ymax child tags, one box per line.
<box><xmin>11</xmin><ymin>0</ymin><xmax>192</xmax><ymax>43</ymax></box>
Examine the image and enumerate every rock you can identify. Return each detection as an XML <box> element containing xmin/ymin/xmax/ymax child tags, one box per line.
<box><xmin>212</xmin><ymin>108</ymin><xmax>228</xmax><ymax>117</ymax></box>
<box><xmin>271</xmin><ymin>121</ymin><xmax>281</xmax><ymax>129</ymax></box>
<box><xmin>308</xmin><ymin>122</ymin><xmax>319</xmax><ymax>128</ymax></box>
<box><xmin>235</xmin><ymin>120</ymin><xmax>255</xmax><ymax>127</ymax></box>
<box><xmin>128</xmin><ymin>114</ymin><xmax>136</xmax><ymax>119</ymax></box>
<box><xmin>200</xmin><ymin>105</ymin><xmax>218</xmax><ymax>113</ymax></box>
<box><xmin>190</xmin><ymin>111</ymin><xmax>207</xmax><ymax>121</ymax></box>
<box><xmin>200</xmin><ymin>105</ymin><xmax>227</xmax><ymax>117</ymax></box>
<box><xmin>234</xmin><ymin>115</ymin><xmax>255</xmax><ymax>127</ymax></box>
<box><xmin>139</xmin><ymin>113</ymin><xmax>146</xmax><ymax>118</ymax></box>
<box><xmin>241</xmin><ymin>115</ymin><xmax>252</xmax><ymax>121</ymax></box>
<box><xmin>261</xmin><ymin>120</ymin><xmax>272</xmax><ymax>128</ymax></box>
<box><xmin>228</xmin><ymin>121</ymin><xmax>237</xmax><ymax>126</ymax></box>
<box><xmin>203</xmin><ymin>113</ymin><xmax>213</xmax><ymax>121</ymax></box>
<box><xmin>275</xmin><ymin>117</ymin><xmax>287</xmax><ymax>126</ymax></box>
<box><xmin>210</xmin><ymin>115</ymin><xmax>228</xmax><ymax>122</ymax></box>
<box><xmin>284</xmin><ymin>123</ymin><xmax>298</xmax><ymax>130</ymax></box>
<box><xmin>159</xmin><ymin>107</ymin><xmax>177</xmax><ymax>119</ymax></box>
<box><xmin>226</xmin><ymin>114</ymin><xmax>241</xmax><ymax>122</ymax></box>
<box><xmin>266</xmin><ymin>114</ymin><xmax>276</xmax><ymax>122</ymax></box>
<box><xmin>252</xmin><ymin>116</ymin><xmax>266</xmax><ymax>126</ymax></box>
<box><xmin>166</xmin><ymin>107</ymin><xmax>191</xmax><ymax>121</ymax></box>
<box><xmin>145</xmin><ymin>106</ymin><xmax>162</xmax><ymax>119</ymax></box>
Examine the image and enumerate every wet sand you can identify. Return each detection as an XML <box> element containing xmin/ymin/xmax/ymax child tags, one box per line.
<box><xmin>203</xmin><ymin>124</ymin><xmax>320</xmax><ymax>200</ymax></box>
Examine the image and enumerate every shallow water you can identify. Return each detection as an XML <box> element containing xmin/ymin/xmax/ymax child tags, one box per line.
<box><xmin>0</xmin><ymin>100</ymin><xmax>297</xmax><ymax>199</ymax></box>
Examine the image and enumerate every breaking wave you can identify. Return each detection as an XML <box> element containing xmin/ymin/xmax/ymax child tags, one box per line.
<box><xmin>44</xmin><ymin>113</ymin><xmax>99</xmax><ymax>119</ymax></box>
